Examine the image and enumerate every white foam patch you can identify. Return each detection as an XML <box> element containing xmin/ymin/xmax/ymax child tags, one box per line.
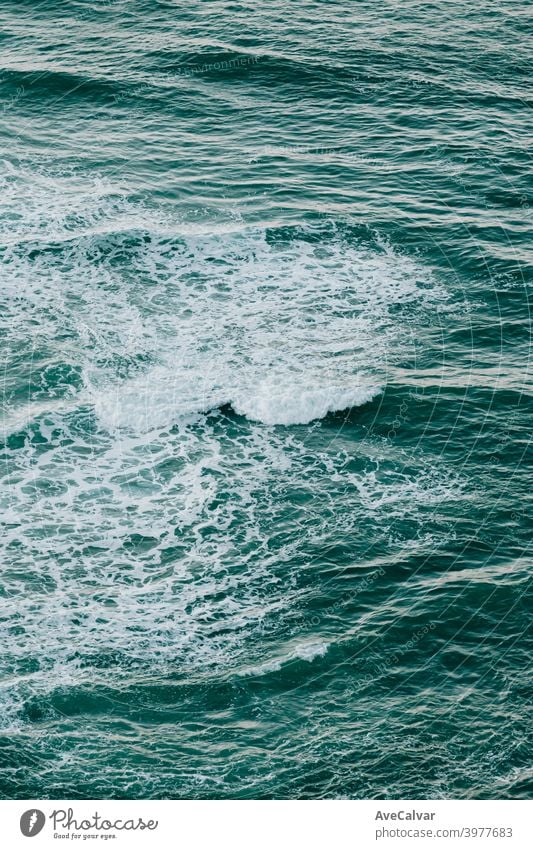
<box><xmin>0</xmin><ymin>165</ymin><xmax>459</xmax><ymax>719</ymax></box>
<box><xmin>232</xmin><ymin>382</ymin><xmax>381</xmax><ymax>426</ymax></box>
<box><xmin>93</xmin><ymin>370</ymin><xmax>381</xmax><ymax>430</ymax></box>
<box><xmin>0</xmin><ymin>163</ymin><xmax>448</xmax><ymax>432</ymax></box>
<box><xmin>240</xmin><ymin>640</ymin><xmax>330</xmax><ymax>676</ymax></box>
<box><xmin>86</xmin><ymin>224</ymin><xmax>444</xmax><ymax>430</ymax></box>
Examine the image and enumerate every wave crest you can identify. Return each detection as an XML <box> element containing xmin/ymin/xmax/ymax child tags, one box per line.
<box><xmin>0</xmin><ymin>167</ymin><xmax>448</xmax><ymax>432</ymax></box>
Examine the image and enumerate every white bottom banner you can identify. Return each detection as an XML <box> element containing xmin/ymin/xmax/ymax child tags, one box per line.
<box><xmin>2</xmin><ymin>799</ymin><xmax>530</xmax><ymax>849</ymax></box>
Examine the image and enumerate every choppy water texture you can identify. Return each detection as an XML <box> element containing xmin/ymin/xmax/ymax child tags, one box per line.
<box><xmin>0</xmin><ymin>0</ymin><xmax>531</xmax><ymax>800</ymax></box>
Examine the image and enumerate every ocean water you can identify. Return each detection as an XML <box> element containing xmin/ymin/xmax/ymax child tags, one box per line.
<box><xmin>0</xmin><ymin>0</ymin><xmax>531</xmax><ymax>800</ymax></box>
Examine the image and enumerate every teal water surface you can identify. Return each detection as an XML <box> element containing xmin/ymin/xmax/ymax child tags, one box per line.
<box><xmin>0</xmin><ymin>0</ymin><xmax>531</xmax><ymax>799</ymax></box>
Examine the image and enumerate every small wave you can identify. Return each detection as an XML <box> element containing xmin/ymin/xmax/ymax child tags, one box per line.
<box><xmin>94</xmin><ymin>370</ymin><xmax>381</xmax><ymax>430</ymax></box>
<box><xmin>240</xmin><ymin>641</ymin><xmax>330</xmax><ymax>677</ymax></box>
<box><xmin>231</xmin><ymin>382</ymin><xmax>381</xmax><ymax>426</ymax></box>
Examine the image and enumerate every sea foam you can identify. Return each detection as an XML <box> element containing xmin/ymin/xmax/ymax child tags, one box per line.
<box><xmin>0</xmin><ymin>166</ymin><xmax>460</xmax><ymax>710</ymax></box>
<box><xmin>0</xmin><ymin>166</ymin><xmax>448</xmax><ymax>432</ymax></box>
